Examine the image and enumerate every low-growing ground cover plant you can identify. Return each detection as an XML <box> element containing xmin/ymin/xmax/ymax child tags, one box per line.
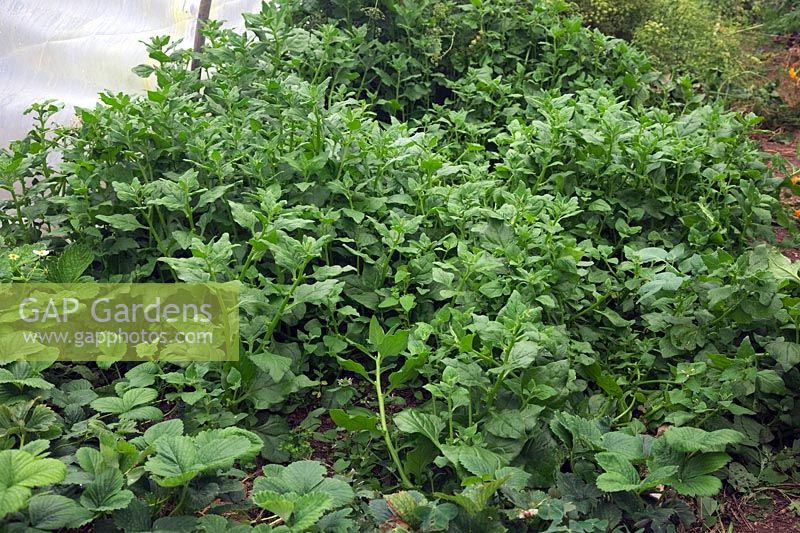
<box><xmin>0</xmin><ymin>0</ymin><xmax>798</xmax><ymax>530</ymax></box>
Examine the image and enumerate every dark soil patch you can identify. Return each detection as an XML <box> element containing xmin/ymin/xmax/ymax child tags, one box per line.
<box><xmin>694</xmin><ymin>488</ymin><xmax>800</xmax><ymax>532</ymax></box>
<box><xmin>755</xmin><ymin>130</ymin><xmax>800</xmax><ymax>168</ymax></box>
<box><xmin>286</xmin><ymin>401</ymin><xmax>341</xmax><ymax>473</ymax></box>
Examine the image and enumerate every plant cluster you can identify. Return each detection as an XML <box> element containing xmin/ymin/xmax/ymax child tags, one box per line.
<box><xmin>0</xmin><ymin>0</ymin><xmax>797</xmax><ymax>531</ymax></box>
<box><xmin>572</xmin><ymin>0</ymin><xmax>800</xmax><ymax>127</ymax></box>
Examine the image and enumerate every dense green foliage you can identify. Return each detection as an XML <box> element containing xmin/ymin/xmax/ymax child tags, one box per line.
<box><xmin>574</xmin><ymin>0</ymin><xmax>749</xmax><ymax>89</ymax></box>
<box><xmin>573</xmin><ymin>0</ymin><xmax>800</xmax><ymax>126</ymax></box>
<box><xmin>0</xmin><ymin>0</ymin><xmax>797</xmax><ymax>530</ymax></box>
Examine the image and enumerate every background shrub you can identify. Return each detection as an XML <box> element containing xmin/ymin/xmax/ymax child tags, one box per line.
<box><xmin>633</xmin><ymin>0</ymin><xmax>749</xmax><ymax>89</ymax></box>
<box><xmin>570</xmin><ymin>0</ymin><xmax>649</xmax><ymax>39</ymax></box>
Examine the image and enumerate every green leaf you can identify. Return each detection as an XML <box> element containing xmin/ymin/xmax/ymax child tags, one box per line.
<box><xmin>46</xmin><ymin>243</ymin><xmax>94</xmax><ymax>282</ymax></box>
<box><xmin>638</xmin><ymin>272</ymin><xmax>687</xmax><ymax>301</ymax></box>
<box><xmin>766</xmin><ymin>341</ymin><xmax>800</xmax><ymax>371</ymax></box>
<box><xmin>484</xmin><ymin>406</ymin><xmax>544</xmax><ymax>439</ymax></box>
<box><xmin>76</xmin><ymin>447</ymin><xmax>105</xmax><ymax>475</ymax></box>
<box><xmin>670</xmin><ymin>474</ymin><xmax>722</xmax><ymax>497</ymax></box>
<box><xmin>121</xmin><ymin>406</ymin><xmax>163</xmax><ymax>421</ymax></box>
<box><xmin>0</xmin><ymin>363</ymin><xmax>54</xmax><ymax>390</ymax></box>
<box><xmin>228</xmin><ymin>201</ymin><xmax>258</xmax><ymax>232</ymax></box>
<box><xmin>329</xmin><ymin>409</ymin><xmax>379</xmax><ymax>433</ymax></box>
<box><xmin>756</xmin><ymin>369</ymin><xmax>785</xmax><ymax>394</ymax></box>
<box><xmin>334</xmin><ymin>356</ymin><xmax>370</xmax><ymax>381</ymax></box>
<box><xmin>0</xmin><ymin>450</ymin><xmax>66</xmax><ymax>516</ymax></box>
<box><xmin>282</xmin><ymin>461</ymin><xmax>329</xmax><ymax>494</ymax></box>
<box><xmin>314</xmin><ymin>478</ymin><xmax>354</xmax><ymax>509</ymax></box>
<box><xmin>292</xmin><ymin>280</ymin><xmax>344</xmax><ymax>306</ymax></box>
<box><xmin>132</xmin><ymin>64</ymin><xmax>155</xmax><ymax>77</ymax></box>
<box><xmin>147</xmin><ymin>90</ymin><xmax>166</xmax><ymax>103</ymax></box>
<box><xmin>80</xmin><ymin>468</ymin><xmax>134</xmax><ymax>512</ymax></box>
<box><xmin>662</xmin><ymin>427</ymin><xmax>743</xmax><ymax>453</ymax></box>
<box><xmin>435</xmin><ymin>476</ymin><xmax>507</xmax><ymax>515</ymax></box>
<box><xmin>113</xmin><ymin>498</ymin><xmax>151</xmax><ymax>532</ymax></box>
<box><xmin>196</xmin><ymin>185</ymin><xmax>233</xmax><ymax>209</ymax></box>
<box><xmin>250</xmin><ymin>352</ymin><xmax>293</xmax><ymax>382</ymax></box>
<box><xmin>387</xmin><ymin>351</ymin><xmax>428</xmax><ymax>392</ymax></box>
<box><xmin>252</xmin><ymin>489</ymin><xmax>295</xmax><ymax>521</ymax></box>
<box><xmin>368</xmin><ymin>316</ymin><xmax>385</xmax><ymax>347</ymax></box>
<box><xmin>601</xmin><ymin>432</ymin><xmax>644</xmax><ymax>461</ymax></box>
<box><xmin>96</xmin><ymin>214</ymin><xmax>147</xmax><ymax>232</ymax></box>
<box><xmin>583</xmin><ymin>363</ymin><xmax>623</xmax><ymax>398</ymax></box>
<box><xmin>90</xmin><ymin>388</ymin><xmax>157</xmax><ymax>415</ymax></box>
<box><xmin>394</xmin><ymin>410</ymin><xmax>444</xmax><ymax>444</ymax></box>
<box><xmin>378</xmin><ymin>330</ymin><xmax>409</xmax><ymax>358</ymax></box>
<box><xmin>252</xmin><ymin>460</ymin><xmax>353</xmax><ymax>514</ymax></box>
<box><xmin>206</xmin><ymin>427</ymin><xmax>264</xmax><ymax>463</ymax></box>
<box><xmin>594</xmin><ymin>452</ymin><xmax>641</xmax><ymax>492</ymax></box>
<box><xmin>682</xmin><ymin>452</ymin><xmax>732</xmax><ymax>478</ymax></box>
<box><xmin>455</xmin><ymin>446</ymin><xmax>505</xmax><ymax>477</ymax></box>
<box><xmin>143</xmin><ymin>419</ymin><xmax>185</xmax><ymax>446</ymax></box>
<box><xmin>596</xmin><ymin>308</ymin><xmax>633</xmax><ymax>327</ymax></box>
<box><xmin>194</xmin><ymin>433</ymin><xmax>251</xmax><ymax>470</ymax></box>
<box><xmin>291</xmin><ymin>492</ymin><xmax>334</xmax><ymax>530</ymax></box>
<box><xmin>144</xmin><ymin>436</ymin><xmax>200</xmax><ymax>487</ymax></box>
<box><xmin>28</xmin><ymin>494</ymin><xmax>94</xmax><ymax>530</ymax></box>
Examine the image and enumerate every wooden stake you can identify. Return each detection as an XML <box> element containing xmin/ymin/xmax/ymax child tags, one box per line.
<box><xmin>190</xmin><ymin>0</ymin><xmax>213</xmax><ymax>72</ymax></box>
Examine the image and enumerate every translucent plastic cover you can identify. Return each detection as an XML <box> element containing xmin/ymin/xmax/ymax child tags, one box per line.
<box><xmin>0</xmin><ymin>0</ymin><xmax>261</xmax><ymax>146</ymax></box>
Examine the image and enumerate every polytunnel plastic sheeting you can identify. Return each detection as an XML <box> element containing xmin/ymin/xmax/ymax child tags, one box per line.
<box><xmin>0</xmin><ymin>0</ymin><xmax>262</xmax><ymax>147</ymax></box>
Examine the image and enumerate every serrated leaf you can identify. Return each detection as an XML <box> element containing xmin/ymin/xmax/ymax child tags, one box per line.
<box><xmin>0</xmin><ymin>450</ymin><xmax>66</xmax><ymax>516</ymax></box>
<box><xmin>670</xmin><ymin>474</ymin><xmax>722</xmax><ymax>497</ymax></box>
<box><xmin>662</xmin><ymin>427</ymin><xmax>743</xmax><ymax>453</ymax></box>
<box><xmin>195</xmin><ymin>434</ymin><xmax>251</xmax><ymax>470</ymax></box>
<box><xmin>282</xmin><ymin>460</ymin><xmax>328</xmax><ymax>494</ymax></box>
<box><xmin>315</xmin><ymin>478</ymin><xmax>354</xmax><ymax>508</ymax></box>
<box><xmin>28</xmin><ymin>494</ymin><xmax>94</xmax><ymax>530</ymax></box>
<box><xmin>76</xmin><ymin>447</ymin><xmax>105</xmax><ymax>475</ymax></box>
<box><xmin>291</xmin><ymin>492</ymin><xmax>334</xmax><ymax>530</ymax></box>
<box><xmin>601</xmin><ymin>432</ymin><xmax>644</xmax><ymax>461</ymax></box>
<box><xmin>682</xmin><ymin>452</ymin><xmax>731</xmax><ymax>478</ymax></box>
<box><xmin>80</xmin><ymin>469</ymin><xmax>134</xmax><ymax>511</ymax></box>
<box><xmin>439</xmin><ymin>444</ymin><xmax>503</xmax><ymax>476</ymax></box>
<box><xmin>252</xmin><ymin>489</ymin><xmax>295</xmax><ymax>521</ymax></box>
<box><xmin>143</xmin><ymin>419</ymin><xmax>185</xmax><ymax>446</ymax></box>
<box><xmin>144</xmin><ymin>436</ymin><xmax>200</xmax><ymax>487</ymax></box>
<box><xmin>46</xmin><ymin>243</ymin><xmax>94</xmax><ymax>282</ymax></box>
<box><xmin>121</xmin><ymin>406</ymin><xmax>163</xmax><ymax>421</ymax></box>
<box><xmin>595</xmin><ymin>452</ymin><xmax>640</xmax><ymax>492</ymax></box>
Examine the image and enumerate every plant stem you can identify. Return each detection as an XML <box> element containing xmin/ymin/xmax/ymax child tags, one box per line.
<box><xmin>375</xmin><ymin>352</ymin><xmax>413</xmax><ymax>489</ymax></box>
<box><xmin>170</xmin><ymin>484</ymin><xmax>189</xmax><ymax>515</ymax></box>
<box><xmin>256</xmin><ymin>258</ymin><xmax>311</xmax><ymax>354</ymax></box>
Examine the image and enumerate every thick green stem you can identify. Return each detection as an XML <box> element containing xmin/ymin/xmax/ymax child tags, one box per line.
<box><xmin>485</xmin><ymin>329</ymin><xmax>520</xmax><ymax>410</ymax></box>
<box><xmin>375</xmin><ymin>353</ymin><xmax>413</xmax><ymax>489</ymax></box>
<box><xmin>256</xmin><ymin>258</ymin><xmax>311</xmax><ymax>354</ymax></box>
